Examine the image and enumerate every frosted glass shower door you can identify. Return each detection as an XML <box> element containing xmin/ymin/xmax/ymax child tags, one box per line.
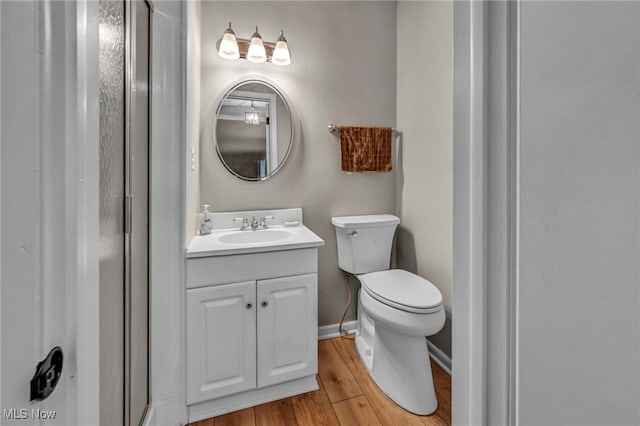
<box><xmin>99</xmin><ymin>1</ymin><xmax>151</xmax><ymax>424</ymax></box>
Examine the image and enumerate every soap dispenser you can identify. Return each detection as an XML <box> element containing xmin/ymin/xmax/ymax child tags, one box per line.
<box><xmin>198</xmin><ymin>204</ymin><xmax>213</xmax><ymax>235</ymax></box>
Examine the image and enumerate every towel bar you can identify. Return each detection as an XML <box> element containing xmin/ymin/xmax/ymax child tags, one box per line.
<box><xmin>327</xmin><ymin>124</ymin><xmax>397</xmax><ymax>133</ymax></box>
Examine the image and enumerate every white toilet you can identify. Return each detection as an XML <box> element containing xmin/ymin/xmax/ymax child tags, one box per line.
<box><xmin>331</xmin><ymin>214</ymin><xmax>445</xmax><ymax>415</ymax></box>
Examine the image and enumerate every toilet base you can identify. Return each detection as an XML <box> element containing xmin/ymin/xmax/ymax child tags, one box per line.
<box><xmin>355</xmin><ymin>294</ymin><xmax>438</xmax><ymax>415</ymax></box>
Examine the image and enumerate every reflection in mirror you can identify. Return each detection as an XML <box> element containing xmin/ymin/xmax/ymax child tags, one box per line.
<box><xmin>215</xmin><ymin>80</ymin><xmax>293</xmax><ymax>181</ymax></box>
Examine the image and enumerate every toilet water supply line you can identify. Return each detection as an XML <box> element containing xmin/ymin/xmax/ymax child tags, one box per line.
<box><xmin>339</xmin><ymin>272</ymin><xmax>353</xmax><ymax>336</ymax></box>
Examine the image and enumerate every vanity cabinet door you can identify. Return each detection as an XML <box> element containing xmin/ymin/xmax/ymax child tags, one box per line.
<box><xmin>186</xmin><ymin>281</ymin><xmax>257</xmax><ymax>404</ymax></box>
<box><xmin>256</xmin><ymin>274</ymin><xmax>317</xmax><ymax>388</ymax></box>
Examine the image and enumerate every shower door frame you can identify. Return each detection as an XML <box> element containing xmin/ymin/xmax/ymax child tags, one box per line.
<box><xmin>123</xmin><ymin>1</ymin><xmax>153</xmax><ymax>425</ymax></box>
<box><xmin>79</xmin><ymin>1</ymin><xmax>186</xmax><ymax>425</ymax></box>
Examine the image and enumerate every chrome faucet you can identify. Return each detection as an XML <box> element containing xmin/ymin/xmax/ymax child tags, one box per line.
<box><xmin>234</xmin><ymin>215</ymin><xmax>275</xmax><ymax>231</ymax></box>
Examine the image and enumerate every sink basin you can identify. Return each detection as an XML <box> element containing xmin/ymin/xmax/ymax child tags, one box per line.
<box><xmin>186</xmin><ymin>208</ymin><xmax>325</xmax><ymax>257</ymax></box>
<box><xmin>217</xmin><ymin>229</ymin><xmax>294</xmax><ymax>245</ymax></box>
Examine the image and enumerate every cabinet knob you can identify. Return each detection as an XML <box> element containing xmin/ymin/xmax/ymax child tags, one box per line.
<box><xmin>261</xmin><ymin>301</ymin><xmax>269</xmax><ymax>307</ymax></box>
<box><xmin>246</xmin><ymin>303</ymin><xmax>253</xmax><ymax>309</ymax></box>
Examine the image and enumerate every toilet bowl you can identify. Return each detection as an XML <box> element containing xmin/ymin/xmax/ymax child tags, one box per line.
<box><xmin>331</xmin><ymin>215</ymin><xmax>445</xmax><ymax>415</ymax></box>
<box><xmin>355</xmin><ymin>270</ymin><xmax>445</xmax><ymax>415</ymax></box>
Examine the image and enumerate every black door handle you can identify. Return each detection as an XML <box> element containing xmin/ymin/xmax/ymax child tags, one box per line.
<box><xmin>30</xmin><ymin>346</ymin><xmax>63</xmax><ymax>401</ymax></box>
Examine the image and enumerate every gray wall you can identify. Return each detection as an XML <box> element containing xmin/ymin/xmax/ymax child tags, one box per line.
<box><xmin>518</xmin><ymin>2</ymin><xmax>639</xmax><ymax>424</ymax></box>
<box><xmin>396</xmin><ymin>2</ymin><xmax>453</xmax><ymax>356</ymax></box>
<box><xmin>199</xmin><ymin>1</ymin><xmax>397</xmax><ymax>326</ymax></box>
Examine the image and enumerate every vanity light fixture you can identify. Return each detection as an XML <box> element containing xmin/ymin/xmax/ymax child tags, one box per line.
<box><xmin>218</xmin><ymin>22</ymin><xmax>240</xmax><ymax>60</ymax></box>
<box><xmin>245</xmin><ymin>101</ymin><xmax>260</xmax><ymax>125</ymax></box>
<box><xmin>216</xmin><ymin>25</ymin><xmax>291</xmax><ymax>66</ymax></box>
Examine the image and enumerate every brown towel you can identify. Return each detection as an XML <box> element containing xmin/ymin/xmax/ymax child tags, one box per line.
<box><xmin>339</xmin><ymin>126</ymin><xmax>393</xmax><ymax>172</ymax></box>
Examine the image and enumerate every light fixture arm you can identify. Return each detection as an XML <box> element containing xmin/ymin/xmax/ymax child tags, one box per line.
<box><xmin>224</xmin><ymin>21</ymin><xmax>235</xmax><ymax>35</ymax></box>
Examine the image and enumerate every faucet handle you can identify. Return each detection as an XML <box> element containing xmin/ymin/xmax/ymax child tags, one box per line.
<box><xmin>258</xmin><ymin>215</ymin><xmax>274</xmax><ymax>229</ymax></box>
<box><xmin>233</xmin><ymin>217</ymin><xmax>251</xmax><ymax>230</ymax></box>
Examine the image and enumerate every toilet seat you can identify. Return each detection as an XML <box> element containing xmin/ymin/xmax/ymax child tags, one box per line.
<box><xmin>359</xmin><ymin>269</ymin><xmax>443</xmax><ymax>314</ymax></box>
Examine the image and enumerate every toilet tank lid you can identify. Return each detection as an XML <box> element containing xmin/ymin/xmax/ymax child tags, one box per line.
<box><xmin>331</xmin><ymin>214</ymin><xmax>400</xmax><ymax>229</ymax></box>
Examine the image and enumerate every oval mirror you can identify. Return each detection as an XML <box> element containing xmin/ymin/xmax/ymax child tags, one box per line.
<box><xmin>214</xmin><ymin>80</ymin><xmax>293</xmax><ymax>181</ymax></box>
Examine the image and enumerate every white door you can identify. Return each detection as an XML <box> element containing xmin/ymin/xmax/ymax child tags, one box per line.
<box><xmin>1</xmin><ymin>2</ymin><xmax>99</xmax><ymax>425</ymax></box>
<box><xmin>256</xmin><ymin>274</ymin><xmax>317</xmax><ymax>388</ymax></box>
<box><xmin>186</xmin><ymin>281</ymin><xmax>257</xmax><ymax>404</ymax></box>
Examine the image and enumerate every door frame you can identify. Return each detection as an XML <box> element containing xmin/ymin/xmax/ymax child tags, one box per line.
<box><xmin>63</xmin><ymin>1</ymin><xmax>525</xmax><ymax>425</ymax></box>
<box><xmin>75</xmin><ymin>1</ymin><xmax>101</xmax><ymax>424</ymax></box>
<box><xmin>452</xmin><ymin>1</ymin><xmax>518</xmax><ymax>425</ymax></box>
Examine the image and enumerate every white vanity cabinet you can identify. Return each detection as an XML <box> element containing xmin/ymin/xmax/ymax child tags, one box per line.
<box><xmin>185</xmin><ymin>208</ymin><xmax>324</xmax><ymax>422</ymax></box>
<box><xmin>186</xmin><ymin>273</ymin><xmax>317</xmax><ymax>405</ymax></box>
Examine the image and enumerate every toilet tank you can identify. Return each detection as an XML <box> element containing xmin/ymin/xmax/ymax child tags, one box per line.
<box><xmin>331</xmin><ymin>214</ymin><xmax>400</xmax><ymax>274</ymax></box>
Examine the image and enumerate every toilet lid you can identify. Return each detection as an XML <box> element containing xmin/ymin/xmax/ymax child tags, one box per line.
<box><xmin>360</xmin><ymin>269</ymin><xmax>443</xmax><ymax>313</ymax></box>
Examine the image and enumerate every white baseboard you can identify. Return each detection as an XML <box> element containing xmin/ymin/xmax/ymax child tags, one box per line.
<box><xmin>318</xmin><ymin>320</ymin><xmax>358</xmax><ymax>340</ymax></box>
<box><xmin>427</xmin><ymin>339</ymin><xmax>452</xmax><ymax>376</ymax></box>
<box><xmin>143</xmin><ymin>397</ymin><xmax>185</xmax><ymax>426</ymax></box>
<box><xmin>188</xmin><ymin>375</ymin><xmax>318</xmax><ymax>423</ymax></box>
<box><xmin>141</xmin><ymin>405</ymin><xmax>155</xmax><ymax>426</ymax></box>
<box><xmin>319</xmin><ymin>322</ymin><xmax>452</xmax><ymax>376</ymax></box>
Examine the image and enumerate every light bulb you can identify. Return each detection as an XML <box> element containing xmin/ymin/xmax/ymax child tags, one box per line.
<box><xmin>247</xmin><ymin>26</ymin><xmax>267</xmax><ymax>63</ymax></box>
<box><xmin>272</xmin><ymin>30</ymin><xmax>291</xmax><ymax>66</ymax></box>
<box><xmin>218</xmin><ymin>22</ymin><xmax>239</xmax><ymax>60</ymax></box>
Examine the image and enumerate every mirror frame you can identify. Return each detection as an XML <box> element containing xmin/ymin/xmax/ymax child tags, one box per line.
<box><xmin>213</xmin><ymin>79</ymin><xmax>295</xmax><ymax>182</ymax></box>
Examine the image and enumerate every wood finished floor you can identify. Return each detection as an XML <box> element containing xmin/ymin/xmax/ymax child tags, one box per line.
<box><xmin>189</xmin><ymin>337</ymin><xmax>451</xmax><ymax>426</ymax></box>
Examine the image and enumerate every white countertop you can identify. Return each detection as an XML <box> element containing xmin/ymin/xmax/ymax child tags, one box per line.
<box><xmin>186</xmin><ymin>208</ymin><xmax>325</xmax><ymax>258</ymax></box>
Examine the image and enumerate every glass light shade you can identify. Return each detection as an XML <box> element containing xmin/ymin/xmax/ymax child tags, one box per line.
<box><xmin>245</xmin><ymin>101</ymin><xmax>260</xmax><ymax>125</ymax></box>
<box><xmin>245</xmin><ymin>110</ymin><xmax>260</xmax><ymax>125</ymax></box>
<box><xmin>247</xmin><ymin>38</ymin><xmax>267</xmax><ymax>63</ymax></box>
<box><xmin>247</xmin><ymin>28</ymin><xmax>267</xmax><ymax>63</ymax></box>
<box><xmin>272</xmin><ymin>40</ymin><xmax>291</xmax><ymax>66</ymax></box>
<box><xmin>218</xmin><ymin>32</ymin><xmax>240</xmax><ymax>60</ymax></box>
